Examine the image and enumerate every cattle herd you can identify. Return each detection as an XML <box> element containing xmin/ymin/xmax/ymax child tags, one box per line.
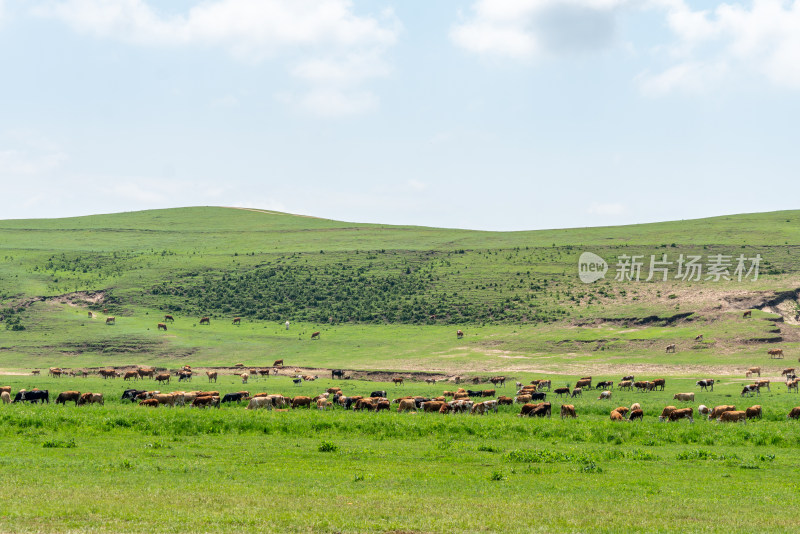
<box><xmin>5</xmin><ymin>369</ymin><xmax>800</xmax><ymax>423</ymax></box>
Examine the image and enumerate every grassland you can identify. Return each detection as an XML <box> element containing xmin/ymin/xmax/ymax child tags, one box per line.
<box><xmin>2</xmin><ymin>373</ymin><xmax>800</xmax><ymax>533</ymax></box>
<box><xmin>2</xmin><ymin>207</ymin><xmax>800</xmax><ymax>532</ymax></box>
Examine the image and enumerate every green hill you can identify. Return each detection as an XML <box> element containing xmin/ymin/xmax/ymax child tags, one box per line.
<box><xmin>0</xmin><ymin>207</ymin><xmax>798</xmax><ymax>372</ymax></box>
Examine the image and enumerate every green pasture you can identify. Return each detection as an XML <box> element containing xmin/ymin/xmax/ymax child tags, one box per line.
<box><xmin>2</xmin><ymin>374</ymin><xmax>800</xmax><ymax>533</ymax></box>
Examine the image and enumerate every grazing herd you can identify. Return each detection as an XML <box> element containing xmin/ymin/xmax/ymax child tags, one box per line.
<box><xmin>6</xmin><ymin>367</ymin><xmax>800</xmax><ymax>425</ymax></box>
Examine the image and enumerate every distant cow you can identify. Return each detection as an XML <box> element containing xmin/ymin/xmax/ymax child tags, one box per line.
<box><xmin>618</xmin><ymin>380</ymin><xmax>633</xmax><ymax>391</ymax></box>
<box><xmin>743</xmin><ymin>310</ymin><xmax>752</xmax><ymax>318</ymax></box>
<box><xmin>673</xmin><ymin>392</ymin><xmax>694</xmax><ymax>402</ymax></box>
<box><xmin>292</xmin><ymin>396</ymin><xmax>312</xmax><ymax>409</ymax></box>
<box><xmin>157</xmin><ymin>323</ymin><xmax>167</xmax><ymax>331</ymax></box>
<box><xmin>665</xmin><ymin>344</ymin><xmax>676</xmax><ymax>353</ymax></box>
<box><xmin>456</xmin><ymin>330</ymin><xmax>464</xmax><ymax>339</ymax></box>
<box><xmin>398</xmin><ymin>399</ymin><xmax>416</xmax><ymax>413</ymax></box>
<box><xmin>240</xmin><ymin>373</ymin><xmax>248</xmax><ymax>384</ymax></box>
<box><xmin>628</xmin><ymin>409</ymin><xmax>644</xmax><ymax>421</ymax></box>
<box><xmin>788</xmin><ymin>379</ymin><xmax>799</xmax><ymax>393</ymax></box>
<box><xmin>247</xmin><ymin>397</ymin><xmax>272</xmax><ymax>410</ymax></box>
<box><xmin>768</xmin><ymin>349</ymin><xmax>784</xmax><ymax>359</ymax></box>
<box><xmin>77</xmin><ymin>392</ymin><xmax>103</xmax><ymax>406</ymax></box>
<box><xmin>719</xmin><ymin>410</ymin><xmax>746</xmax><ymax>422</ymax></box>
<box><xmin>554</xmin><ymin>386</ymin><xmax>570</xmax><ymax>397</ymax></box>
<box><xmin>746</xmin><ymin>405</ymin><xmax>762</xmax><ymax>419</ymax></box>
<box><xmin>696</xmin><ymin>379</ymin><xmax>714</xmax><ymax>391</ymax></box>
<box><xmin>741</xmin><ymin>384</ymin><xmax>760</xmax><ymax>397</ymax></box>
<box><xmin>56</xmin><ymin>391</ymin><xmax>81</xmax><ymax>405</ymax></box>
<box><xmin>756</xmin><ymin>380</ymin><xmax>770</xmax><ymax>391</ymax></box>
<box><xmin>154</xmin><ymin>373</ymin><xmax>170</xmax><ymax>384</ymax></box>
<box><xmin>695</xmin><ymin>334</ymin><xmax>703</xmax><ymax>342</ymax></box>
<box><xmin>745</xmin><ymin>367</ymin><xmax>761</xmax><ymax>378</ymax></box>
<box><xmin>782</xmin><ymin>368</ymin><xmax>796</xmax><ymax>377</ymax></box>
<box><xmin>575</xmin><ymin>378</ymin><xmax>591</xmax><ymax>390</ymax></box>
<box><xmin>571</xmin><ymin>388</ymin><xmax>582</xmax><ymax>398</ymax></box>
<box><xmin>392</xmin><ymin>377</ymin><xmax>404</xmax><ymax>386</ymax></box>
<box><xmin>222</xmin><ymin>392</ymin><xmax>248</xmax><ymax>404</ymax></box>
<box><xmin>598</xmin><ymin>391</ymin><xmax>612</xmax><ymax>400</ymax></box>
<box><xmin>652</xmin><ymin>379</ymin><xmax>665</xmax><ymax>391</ymax></box>
<box><xmin>370</xmin><ymin>390</ymin><xmax>387</xmax><ymax>399</ymax></box>
<box><xmin>139</xmin><ymin>399</ymin><xmax>159</xmax><ymax>407</ymax></box>
<box><xmin>311</xmin><ymin>331</ymin><xmax>320</xmax><ymax>339</ymax></box>
<box><xmin>164</xmin><ymin>315</ymin><xmax>174</xmax><ymax>322</ymax></box>
<box><xmin>497</xmin><ymin>395</ymin><xmax>513</xmax><ymax>405</ymax></box>
<box><xmin>489</xmin><ymin>376</ymin><xmax>506</xmax><ymax>387</ymax></box>
<box><xmin>206</xmin><ymin>371</ymin><xmax>217</xmax><ymax>383</ymax></box>
<box><xmin>123</xmin><ymin>371</ymin><xmax>138</xmax><ymax>381</ymax></box>
<box><xmin>273</xmin><ymin>359</ymin><xmax>283</xmax><ymax>367</ymax></box>
<box><xmin>560</xmin><ymin>404</ymin><xmax>576</xmax><ymax>419</ymax></box>
<box><xmin>106</xmin><ymin>317</ymin><xmax>115</xmax><ymax>325</ymax></box>
<box><xmin>331</xmin><ymin>369</ymin><xmax>345</xmax><ymax>379</ymax></box>
<box><xmin>199</xmin><ymin>317</ymin><xmax>210</xmax><ymax>325</ymax></box>
<box><xmin>232</xmin><ymin>317</ymin><xmax>241</xmax><ymax>325</ymax></box>
<box><xmin>122</xmin><ymin>389</ymin><xmax>147</xmax><ymax>402</ymax></box>
<box><xmin>596</xmin><ymin>381</ymin><xmax>613</xmax><ymax>390</ymax></box>
<box><xmin>192</xmin><ymin>396</ymin><xmax>219</xmax><ymax>408</ymax></box>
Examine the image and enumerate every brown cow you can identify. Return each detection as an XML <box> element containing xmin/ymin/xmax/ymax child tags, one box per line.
<box><xmin>497</xmin><ymin>395</ymin><xmax>514</xmax><ymax>405</ymax></box>
<box><xmin>665</xmin><ymin>344</ymin><xmax>676</xmax><ymax>353</ymax></box>
<box><xmin>482</xmin><ymin>389</ymin><xmax>496</xmax><ymax>398</ymax></box>
<box><xmin>519</xmin><ymin>403</ymin><xmax>539</xmax><ymax>416</ymax></box>
<box><xmin>743</xmin><ymin>310</ymin><xmax>752</xmax><ymax>318</ymax></box>
<box><xmin>768</xmin><ymin>348</ymin><xmax>784</xmax><ymax>359</ymax></box>
<box><xmin>668</xmin><ymin>407</ymin><xmax>693</xmax><ymax>422</ymax></box>
<box><xmin>311</xmin><ymin>331</ymin><xmax>320</xmax><ymax>339</ymax></box>
<box><xmin>157</xmin><ymin>323</ymin><xmax>167</xmax><ymax>331</ymax></box>
<box><xmin>709</xmin><ymin>405</ymin><xmax>737</xmax><ymax>420</ymax></box>
<box><xmin>232</xmin><ymin>317</ymin><xmax>241</xmax><ymax>325</ymax></box>
<box><xmin>392</xmin><ymin>377</ymin><xmax>404</xmax><ymax>386</ymax></box>
<box><xmin>576</xmin><ymin>378</ymin><xmax>591</xmax><ymax>389</ymax></box>
<box><xmin>106</xmin><ymin>317</ymin><xmax>115</xmax><ymax>325</ymax></box>
<box><xmin>192</xmin><ymin>395</ymin><xmax>219</xmax><ymax>408</ymax></box>
<box><xmin>617</xmin><ymin>380</ymin><xmax>633</xmax><ymax>391</ymax></box>
<box><xmin>613</xmin><ymin>406</ymin><xmax>629</xmax><ymax>416</ymax></box>
<box><xmin>123</xmin><ymin>371</ymin><xmax>138</xmax><ymax>381</ymax></box>
<box><xmin>719</xmin><ymin>410</ymin><xmax>746</xmax><ymax>422</ymax></box>
<box><xmin>55</xmin><ymin>391</ymin><xmax>81</xmax><ymax>405</ymax></box>
<box><xmin>788</xmin><ymin>407</ymin><xmax>800</xmax><ymax>419</ymax></box>
<box><xmin>138</xmin><ymin>368</ymin><xmax>155</xmax><ymax>379</ymax></box>
<box><xmin>782</xmin><ymin>368</ymin><xmax>796</xmax><ymax>376</ymax></box>
<box><xmin>422</xmin><ymin>401</ymin><xmax>445</xmax><ymax>413</ymax></box>
<box><xmin>31</xmin><ymin>370</ymin><xmax>40</xmax><ymax>376</ymax></box>
<box><xmin>560</xmin><ymin>404</ymin><xmax>576</xmax><ymax>419</ymax></box>
<box><xmin>273</xmin><ymin>359</ymin><xmax>283</xmax><ymax>367</ymax></box>
<box><xmin>652</xmin><ymin>378</ymin><xmax>666</xmax><ymax>391</ymax></box>
<box><xmin>515</xmin><ymin>394</ymin><xmax>532</xmax><ymax>404</ymax></box>
<box><xmin>628</xmin><ymin>409</ymin><xmax>644</xmax><ymax>421</ymax></box>
<box><xmin>658</xmin><ymin>406</ymin><xmax>677</xmax><ymax>421</ymax></box>
<box><xmin>695</xmin><ymin>334</ymin><xmax>703</xmax><ymax>342</ymax></box>
<box><xmin>199</xmin><ymin>317</ymin><xmax>210</xmax><ymax>325</ymax></box>
<box><xmin>745</xmin><ymin>405</ymin><xmax>762</xmax><ymax>419</ymax></box>
<box><xmin>139</xmin><ymin>399</ymin><xmax>159</xmax><ymax>407</ymax></box>
<box><xmin>456</xmin><ymin>329</ymin><xmax>464</xmax><ymax>339</ymax></box>
<box><xmin>610</xmin><ymin>410</ymin><xmax>624</xmax><ymax>421</ymax></box>
<box><xmin>154</xmin><ymin>373</ymin><xmax>170</xmax><ymax>384</ymax></box>
<box><xmin>206</xmin><ymin>371</ymin><xmax>217</xmax><ymax>383</ymax></box>
<box><xmin>164</xmin><ymin>315</ymin><xmax>174</xmax><ymax>322</ymax></box>
<box><xmin>291</xmin><ymin>396</ymin><xmax>312</xmax><ymax>409</ymax></box>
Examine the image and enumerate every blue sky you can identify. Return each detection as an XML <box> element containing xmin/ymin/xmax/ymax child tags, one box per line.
<box><xmin>0</xmin><ymin>0</ymin><xmax>798</xmax><ymax>230</ymax></box>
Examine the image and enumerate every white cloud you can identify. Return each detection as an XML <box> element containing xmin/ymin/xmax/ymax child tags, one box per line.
<box><xmin>294</xmin><ymin>88</ymin><xmax>379</xmax><ymax>117</ymax></box>
<box><xmin>451</xmin><ymin>0</ymin><xmax>630</xmax><ymax>59</ymax></box>
<box><xmin>0</xmin><ymin>134</ymin><xmax>66</xmax><ymax>175</ymax></box>
<box><xmin>36</xmin><ymin>0</ymin><xmax>400</xmax><ymax>116</ymax></box>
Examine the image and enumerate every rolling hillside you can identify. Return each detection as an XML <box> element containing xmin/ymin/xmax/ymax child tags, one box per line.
<box><xmin>0</xmin><ymin>207</ymin><xmax>798</xmax><ymax>373</ymax></box>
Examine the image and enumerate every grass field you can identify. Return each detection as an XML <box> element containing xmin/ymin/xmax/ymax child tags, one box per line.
<box><xmin>2</xmin><ymin>373</ymin><xmax>800</xmax><ymax>533</ymax></box>
<box><xmin>2</xmin><ymin>207</ymin><xmax>800</xmax><ymax>532</ymax></box>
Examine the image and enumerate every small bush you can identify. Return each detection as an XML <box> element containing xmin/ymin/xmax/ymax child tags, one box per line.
<box><xmin>318</xmin><ymin>441</ymin><xmax>339</xmax><ymax>453</ymax></box>
<box><xmin>43</xmin><ymin>438</ymin><xmax>76</xmax><ymax>449</ymax></box>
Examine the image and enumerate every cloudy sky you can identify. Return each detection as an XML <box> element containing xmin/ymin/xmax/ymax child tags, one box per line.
<box><xmin>0</xmin><ymin>0</ymin><xmax>798</xmax><ymax>230</ymax></box>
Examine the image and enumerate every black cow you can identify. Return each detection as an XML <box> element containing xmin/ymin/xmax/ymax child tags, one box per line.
<box><xmin>122</xmin><ymin>389</ymin><xmax>147</xmax><ymax>402</ymax></box>
<box><xmin>530</xmin><ymin>392</ymin><xmax>546</xmax><ymax>401</ymax></box>
<box><xmin>370</xmin><ymin>390</ymin><xmax>387</xmax><ymax>399</ymax></box>
<box><xmin>596</xmin><ymin>381</ymin><xmax>613</xmax><ymax>390</ymax></box>
<box><xmin>222</xmin><ymin>392</ymin><xmax>247</xmax><ymax>403</ymax></box>
<box><xmin>466</xmin><ymin>390</ymin><xmax>482</xmax><ymax>397</ymax></box>
<box><xmin>414</xmin><ymin>397</ymin><xmax>431</xmax><ymax>409</ymax></box>
<box><xmin>528</xmin><ymin>402</ymin><xmax>551</xmax><ymax>418</ymax></box>
<box><xmin>13</xmin><ymin>389</ymin><xmax>49</xmax><ymax>403</ymax></box>
<box><xmin>331</xmin><ymin>369</ymin><xmax>345</xmax><ymax>379</ymax></box>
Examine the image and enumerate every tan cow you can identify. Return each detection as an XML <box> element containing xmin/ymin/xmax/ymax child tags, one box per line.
<box><xmin>123</xmin><ymin>371</ymin><xmax>138</xmax><ymax>381</ymax></box>
<box><xmin>154</xmin><ymin>394</ymin><xmax>177</xmax><ymax>407</ymax></box>
<box><xmin>206</xmin><ymin>371</ymin><xmax>217</xmax><ymax>383</ymax></box>
<box><xmin>139</xmin><ymin>399</ymin><xmax>159</xmax><ymax>407</ymax></box>
<box><xmin>247</xmin><ymin>397</ymin><xmax>272</xmax><ymax>410</ymax></box>
<box><xmin>610</xmin><ymin>410</ymin><xmax>624</xmax><ymax>421</ymax></box>
<box><xmin>673</xmin><ymin>392</ymin><xmax>694</xmax><ymax>402</ymax></box>
<box><xmin>0</xmin><ymin>391</ymin><xmax>9</xmax><ymax>404</ymax></box>
<box><xmin>668</xmin><ymin>407</ymin><xmax>693</xmax><ymax>422</ymax></box>
<box><xmin>291</xmin><ymin>396</ymin><xmax>312</xmax><ymax>409</ymax></box>
<box><xmin>768</xmin><ymin>349</ymin><xmax>784</xmax><ymax>359</ymax></box>
<box><xmin>745</xmin><ymin>367</ymin><xmax>761</xmax><ymax>378</ymax></box>
<box><xmin>397</xmin><ymin>398</ymin><xmax>416</xmax><ymax>413</ymax></box>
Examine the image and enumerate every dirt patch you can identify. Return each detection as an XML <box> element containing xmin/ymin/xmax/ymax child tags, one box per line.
<box><xmin>6</xmin><ymin>291</ymin><xmax>106</xmax><ymax>312</ymax></box>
